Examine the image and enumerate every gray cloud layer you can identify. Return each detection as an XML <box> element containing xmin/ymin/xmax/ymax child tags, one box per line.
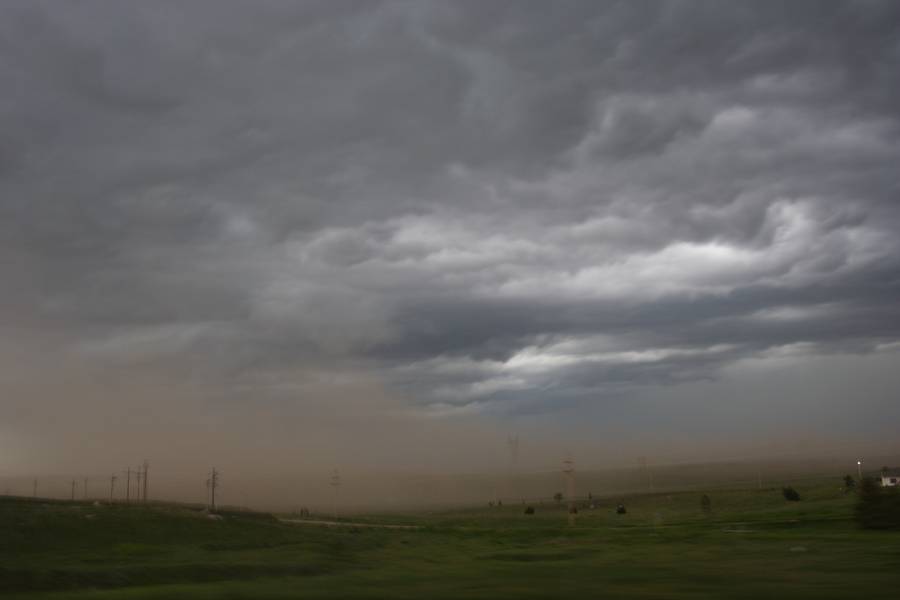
<box><xmin>2</xmin><ymin>0</ymin><xmax>900</xmax><ymax>432</ymax></box>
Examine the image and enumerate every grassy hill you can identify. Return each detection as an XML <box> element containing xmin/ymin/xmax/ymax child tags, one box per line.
<box><xmin>3</xmin><ymin>477</ymin><xmax>899</xmax><ymax>598</ymax></box>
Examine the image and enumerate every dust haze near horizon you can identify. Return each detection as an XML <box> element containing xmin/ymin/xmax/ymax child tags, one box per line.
<box><xmin>2</xmin><ymin>1</ymin><xmax>900</xmax><ymax>508</ymax></box>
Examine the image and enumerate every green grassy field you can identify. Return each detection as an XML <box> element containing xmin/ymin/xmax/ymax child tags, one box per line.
<box><xmin>3</xmin><ymin>480</ymin><xmax>899</xmax><ymax>599</ymax></box>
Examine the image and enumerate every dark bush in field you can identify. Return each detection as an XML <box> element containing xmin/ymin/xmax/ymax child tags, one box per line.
<box><xmin>524</xmin><ymin>506</ymin><xmax>535</xmax><ymax>515</ymax></box>
<box><xmin>855</xmin><ymin>477</ymin><xmax>900</xmax><ymax>529</ymax></box>
<box><xmin>782</xmin><ymin>486</ymin><xmax>801</xmax><ymax>502</ymax></box>
<box><xmin>843</xmin><ymin>475</ymin><xmax>856</xmax><ymax>490</ymax></box>
<box><xmin>700</xmin><ymin>494</ymin><xmax>712</xmax><ymax>514</ymax></box>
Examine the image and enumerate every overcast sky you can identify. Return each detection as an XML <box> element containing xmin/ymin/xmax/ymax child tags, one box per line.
<box><xmin>2</xmin><ymin>1</ymin><xmax>900</xmax><ymax>489</ymax></box>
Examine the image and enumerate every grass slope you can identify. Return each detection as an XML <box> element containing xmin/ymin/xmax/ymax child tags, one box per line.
<box><xmin>3</xmin><ymin>479</ymin><xmax>900</xmax><ymax>599</ymax></box>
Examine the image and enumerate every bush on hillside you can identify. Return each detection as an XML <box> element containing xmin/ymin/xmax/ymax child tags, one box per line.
<box><xmin>700</xmin><ymin>494</ymin><xmax>712</xmax><ymax>514</ymax></box>
<box><xmin>782</xmin><ymin>486</ymin><xmax>801</xmax><ymax>502</ymax></box>
<box><xmin>855</xmin><ymin>477</ymin><xmax>900</xmax><ymax>529</ymax></box>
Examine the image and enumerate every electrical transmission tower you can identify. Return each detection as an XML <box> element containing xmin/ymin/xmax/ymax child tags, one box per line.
<box><xmin>208</xmin><ymin>468</ymin><xmax>220</xmax><ymax>512</ymax></box>
<box><xmin>507</xmin><ymin>435</ymin><xmax>519</xmax><ymax>502</ymax></box>
<box><xmin>109</xmin><ymin>474</ymin><xmax>118</xmax><ymax>503</ymax></box>
<box><xmin>562</xmin><ymin>456</ymin><xmax>576</xmax><ymax>526</ymax></box>
<box><xmin>83</xmin><ymin>477</ymin><xmax>88</xmax><ymax>500</ymax></box>
<box><xmin>330</xmin><ymin>469</ymin><xmax>341</xmax><ymax>520</ymax></box>
<box><xmin>638</xmin><ymin>456</ymin><xmax>654</xmax><ymax>491</ymax></box>
<box><xmin>70</xmin><ymin>479</ymin><xmax>77</xmax><ymax>501</ymax></box>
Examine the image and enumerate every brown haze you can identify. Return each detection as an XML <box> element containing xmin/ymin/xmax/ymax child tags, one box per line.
<box><xmin>3</xmin><ymin>335</ymin><xmax>899</xmax><ymax>510</ymax></box>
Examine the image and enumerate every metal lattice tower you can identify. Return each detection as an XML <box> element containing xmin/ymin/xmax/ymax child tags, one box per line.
<box><xmin>507</xmin><ymin>435</ymin><xmax>519</xmax><ymax>502</ymax></box>
<box><xmin>208</xmin><ymin>468</ymin><xmax>220</xmax><ymax>511</ymax></box>
<box><xmin>562</xmin><ymin>456</ymin><xmax>576</xmax><ymax>525</ymax></box>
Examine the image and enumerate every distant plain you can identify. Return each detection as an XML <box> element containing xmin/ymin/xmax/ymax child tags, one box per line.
<box><xmin>4</xmin><ymin>473</ymin><xmax>900</xmax><ymax>599</ymax></box>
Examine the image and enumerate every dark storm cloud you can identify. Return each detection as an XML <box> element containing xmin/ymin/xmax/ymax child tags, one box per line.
<box><xmin>2</xmin><ymin>0</ymin><xmax>900</xmax><ymax>419</ymax></box>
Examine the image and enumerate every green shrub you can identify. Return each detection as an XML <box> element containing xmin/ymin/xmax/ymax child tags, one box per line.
<box><xmin>782</xmin><ymin>486</ymin><xmax>800</xmax><ymax>502</ymax></box>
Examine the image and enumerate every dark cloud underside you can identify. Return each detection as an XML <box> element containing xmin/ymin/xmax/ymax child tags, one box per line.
<box><xmin>1</xmin><ymin>0</ymin><xmax>899</xmax><ymax>429</ymax></box>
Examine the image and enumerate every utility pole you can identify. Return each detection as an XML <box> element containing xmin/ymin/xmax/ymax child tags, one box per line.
<box><xmin>208</xmin><ymin>468</ymin><xmax>220</xmax><ymax>512</ymax></box>
<box><xmin>562</xmin><ymin>456</ymin><xmax>576</xmax><ymax>526</ymax></box>
<box><xmin>142</xmin><ymin>460</ymin><xmax>149</xmax><ymax>503</ymax></box>
<box><xmin>330</xmin><ymin>469</ymin><xmax>341</xmax><ymax>520</ymax></box>
<box><xmin>135</xmin><ymin>465</ymin><xmax>143</xmax><ymax>502</ymax></box>
<box><xmin>83</xmin><ymin>477</ymin><xmax>88</xmax><ymax>500</ymax></box>
<box><xmin>109</xmin><ymin>474</ymin><xmax>117</xmax><ymax>503</ymax></box>
<box><xmin>70</xmin><ymin>479</ymin><xmax>77</xmax><ymax>501</ymax></box>
<box><xmin>123</xmin><ymin>468</ymin><xmax>132</xmax><ymax>503</ymax></box>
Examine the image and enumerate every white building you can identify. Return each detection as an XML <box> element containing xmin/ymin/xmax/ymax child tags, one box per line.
<box><xmin>881</xmin><ymin>468</ymin><xmax>900</xmax><ymax>487</ymax></box>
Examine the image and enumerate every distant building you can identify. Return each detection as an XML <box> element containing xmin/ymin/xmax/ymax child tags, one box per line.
<box><xmin>881</xmin><ymin>468</ymin><xmax>900</xmax><ymax>487</ymax></box>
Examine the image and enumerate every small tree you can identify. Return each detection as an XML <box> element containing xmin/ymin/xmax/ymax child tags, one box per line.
<box><xmin>553</xmin><ymin>492</ymin><xmax>563</xmax><ymax>504</ymax></box>
<box><xmin>843</xmin><ymin>474</ymin><xmax>856</xmax><ymax>490</ymax></box>
<box><xmin>782</xmin><ymin>486</ymin><xmax>801</xmax><ymax>502</ymax></box>
<box><xmin>524</xmin><ymin>506</ymin><xmax>535</xmax><ymax>515</ymax></box>
<box><xmin>700</xmin><ymin>494</ymin><xmax>712</xmax><ymax>515</ymax></box>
